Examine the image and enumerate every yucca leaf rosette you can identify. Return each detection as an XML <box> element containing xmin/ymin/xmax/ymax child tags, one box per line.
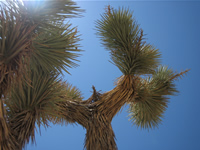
<box><xmin>128</xmin><ymin>66</ymin><xmax>189</xmax><ymax>129</ymax></box>
<box><xmin>96</xmin><ymin>7</ymin><xmax>160</xmax><ymax>75</ymax></box>
<box><xmin>0</xmin><ymin>0</ymin><xmax>83</xmax><ymax>96</ymax></box>
<box><xmin>31</xmin><ymin>23</ymin><xmax>81</xmax><ymax>74</ymax></box>
<box><xmin>4</xmin><ymin>68</ymin><xmax>83</xmax><ymax>148</ymax></box>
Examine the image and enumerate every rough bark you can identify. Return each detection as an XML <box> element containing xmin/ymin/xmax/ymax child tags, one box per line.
<box><xmin>85</xmin><ymin>114</ymin><xmax>117</xmax><ymax>150</ymax></box>
<box><xmin>82</xmin><ymin>75</ymin><xmax>136</xmax><ymax>150</ymax></box>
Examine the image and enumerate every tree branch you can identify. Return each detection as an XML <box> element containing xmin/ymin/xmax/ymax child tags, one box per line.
<box><xmin>96</xmin><ymin>75</ymin><xmax>137</xmax><ymax>121</ymax></box>
<box><xmin>55</xmin><ymin>100</ymin><xmax>92</xmax><ymax>128</ymax></box>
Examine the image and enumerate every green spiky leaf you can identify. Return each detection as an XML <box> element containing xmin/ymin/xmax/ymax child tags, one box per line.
<box><xmin>128</xmin><ymin>66</ymin><xmax>189</xmax><ymax>129</ymax></box>
<box><xmin>31</xmin><ymin>23</ymin><xmax>81</xmax><ymax>74</ymax></box>
<box><xmin>4</xmin><ymin>68</ymin><xmax>81</xmax><ymax>148</ymax></box>
<box><xmin>96</xmin><ymin>6</ymin><xmax>161</xmax><ymax>75</ymax></box>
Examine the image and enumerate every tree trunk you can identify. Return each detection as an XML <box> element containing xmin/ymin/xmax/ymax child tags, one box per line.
<box><xmin>83</xmin><ymin>76</ymin><xmax>136</xmax><ymax>150</ymax></box>
<box><xmin>85</xmin><ymin>114</ymin><xmax>117</xmax><ymax>150</ymax></box>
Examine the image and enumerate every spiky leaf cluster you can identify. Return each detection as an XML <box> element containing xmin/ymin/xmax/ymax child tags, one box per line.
<box><xmin>31</xmin><ymin>23</ymin><xmax>81</xmax><ymax>74</ymax></box>
<box><xmin>96</xmin><ymin>7</ymin><xmax>161</xmax><ymax>75</ymax></box>
<box><xmin>0</xmin><ymin>0</ymin><xmax>82</xmax><ymax>97</ymax></box>
<box><xmin>0</xmin><ymin>3</ymin><xmax>35</xmax><ymax>96</ymax></box>
<box><xmin>128</xmin><ymin>66</ymin><xmax>188</xmax><ymax>129</ymax></box>
<box><xmin>64</xmin><ymin>83</ymin><xmax>83</xmax><ymax>101</ymax></box>
<box><xmin>4</xmin><ymin>68</ymin><xmax>83</xmax><ymax>148</ymax></box>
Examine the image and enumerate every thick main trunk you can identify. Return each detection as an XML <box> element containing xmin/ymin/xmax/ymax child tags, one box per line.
<box><xmin>83</xmin><ymin>75</ymin><xmax>136</xmax><ymax>150</ymax></box>
<box><xmin>85</xmin><ymin>114</ymin><xmax>117</xmax><ymax>150</ymax></box>
<box><xmin>57</xmin><ymin>98</ymin><xmax>118</xmax><ymax>150</ymax></box>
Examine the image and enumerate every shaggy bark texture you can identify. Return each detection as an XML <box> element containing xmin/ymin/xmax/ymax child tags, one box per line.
<box><xmin>62</xmin><ymin>75</ymin><xmax>136</xmax><ymax>150</ymax></box>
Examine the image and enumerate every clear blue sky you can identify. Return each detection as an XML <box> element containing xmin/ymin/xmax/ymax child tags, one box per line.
<box><xmin>27</xmin><ymin>0</ymin><xmax>200</xmax><ymax>150</ymax></box>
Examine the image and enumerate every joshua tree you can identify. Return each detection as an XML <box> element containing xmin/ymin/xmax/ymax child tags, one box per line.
<box><xmin>0</xmin><ymin>1</ymin><xmax>188</xmax><ymax>150</ymax></box>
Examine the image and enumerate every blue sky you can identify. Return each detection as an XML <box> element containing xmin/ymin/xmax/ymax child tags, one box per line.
<box><xmin>27</xmin><ymin>1</ymin><xmax>200</xmax><ymax>150</ymax></box>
